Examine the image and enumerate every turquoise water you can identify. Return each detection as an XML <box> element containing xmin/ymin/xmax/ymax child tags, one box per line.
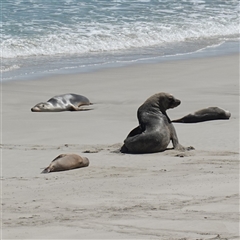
<box><xmin>1</xmin><ymin>0</ymin><xmax>239</xmax><ymax>81</ymax></box>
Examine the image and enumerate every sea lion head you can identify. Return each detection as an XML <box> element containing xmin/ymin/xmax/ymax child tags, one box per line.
<box><xmin>214</xmin><ymin>107</ymin><xmax>231</xmax><ymax>119</ymax></box>
<box><xmin>157</xmin><ymin>93</ymin><xmax>181</xmax><ymax>111</ymax></box>
<box><xmin>31</xmin><ymin>102</ymin><xmax>54</xmax><ymax>112</ymax></box>
<box><xmin>225</xmin><ymin>110</ymin><xmax>231</xmax><ymax>119</ymax></box>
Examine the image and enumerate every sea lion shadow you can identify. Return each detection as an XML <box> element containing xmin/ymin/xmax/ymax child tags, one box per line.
<box><xmin>118</xmin><ymin>145</ymin><xmax>195</xmax><ymax>155</ymax></box>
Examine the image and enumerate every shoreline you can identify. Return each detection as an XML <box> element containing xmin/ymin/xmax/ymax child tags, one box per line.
<box><xmin>2</xmin><ymin>53</ymin><xmax>239</xmax><ymax>239</ymax></box>
<box><xmin>2</xmin><ymin>40</ymin><xmax>239</xmax><ymax>83</ymax></box>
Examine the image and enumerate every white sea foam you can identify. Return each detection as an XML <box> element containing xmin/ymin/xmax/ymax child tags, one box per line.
<box><xmin>0</xmin><ymin>65</ymin><xmax>21</xmax><ymax>72</ymax></box>
<box><xmin>2</xmin><ymin>0</ymin><xmax>239</xmax><ymax>59</ymax></box>
<box><xmin>2</xmin><ymin>21</ymin><xmax>239</xmax><ymax>59</ymax></box>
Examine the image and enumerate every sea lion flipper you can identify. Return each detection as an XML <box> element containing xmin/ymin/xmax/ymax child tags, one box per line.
<box><xmin>77</xmin><ymin>104</ymin><xmax>94</xmax><ymax>111</ymax></box>
<box><xmin>52</xmin><ymin>154</ymin><xmax>66</xmax><ymax>162</ymax></box>
<box><xmin>41</xmin><ymin>167</ymin><xmax>50</xmax><ymax>174</ymax></box>
<box><xmin>171</xmin><ymin>118</ymin><xmax>183</xmax><ymax>123</ymax></box>
<box><xmin>127</xmin><ymin>126</ymin><xmax>142</xmax><ymax>138</ymax></box>
<box><xmin>120</xmin><ymin>144</ymin><xmax>128</xmax><ymax>153</ymax></box>
<box><xmin>68</xmin><ymin>106</ymin><xmax>77</xmax><ymax>111</ymax></box>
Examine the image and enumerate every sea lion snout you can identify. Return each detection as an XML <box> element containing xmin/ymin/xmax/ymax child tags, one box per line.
<box><xmin>31</xmin><ymin>106</ymin><xmax>41</xmax><ymax>112</ymax></box>
<box><xmin>170</xmin><ymin>97</ymin><xmax>181</xmax><ymax>108</ymax></box>
<box><xmin>83</xmin><ymin>157</ymin><xmax>90</xmax><ymax>166</ymax></box>
<box><xmin>175</xmin><ymin>98</ymin><xmax>181</xmax><ymax>106</ymax></box>
<box><xmin>225</xmin><ymin>111</ymin><xmax>231</xmax><ymax>118</ymax></box>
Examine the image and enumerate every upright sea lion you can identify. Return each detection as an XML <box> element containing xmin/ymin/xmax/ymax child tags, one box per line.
<box><xmin>121</xmin><ymin>92</ymin><xmax>188</xmax><ymax>154</ymax></box>
<box><xmin>172</xmin><ymin>107</ymin><xmax>231</xmax><ymax>123</ymax></box>
<box><xmin>41</xmin><ymin>154</ymin><xmax>89</xmax><ymax>173</ymax></box>
<box><xmin>31</xmin><ymin>93</ymin><xmax>92</xmax><ymax>112</ymax></box>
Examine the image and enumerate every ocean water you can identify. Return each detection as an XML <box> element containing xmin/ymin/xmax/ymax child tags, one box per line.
<box><xmin>1</xmin><ymin>0</ymin><xmax>239</xmax><ymax>81</ymax></box>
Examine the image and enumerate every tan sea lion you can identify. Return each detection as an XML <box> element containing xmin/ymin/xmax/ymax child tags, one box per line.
<box><xmin>121</xmin><ymin>92</ymin><xmax>189</xmax><ymax>154</ymax></box>
<box><xmin>41</xmin><ymin>154</ymin><xmax>89</xmax><ymax>173</ymax></box>
<box><xmin>172</xmin><ymin>107</ymin><xmax>231</xmax><ymax>123</ymax></box>
<box><xmin>31</xmin><ymin>93</ymin><xmax>92</xmax><ymax>112</ymax></box>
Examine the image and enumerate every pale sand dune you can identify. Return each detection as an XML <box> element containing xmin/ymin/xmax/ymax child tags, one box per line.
<box><xmin>1</xmin><ymin>54</ymin><xmax>239</xmax><ymax>239</ymax></box>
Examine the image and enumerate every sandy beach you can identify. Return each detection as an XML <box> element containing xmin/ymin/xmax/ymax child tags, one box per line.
<box><xmin>1</xmin><ymin>54</ymin><xmax>239</xmax><ymax>239</ymax></box>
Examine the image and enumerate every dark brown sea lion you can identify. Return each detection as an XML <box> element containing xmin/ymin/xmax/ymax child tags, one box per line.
<box><xmin>41</xmin><ymin>154</ymin><xmax>89</xmax><ymax>173</ymax></box>
<box><xmin>171</xmin><ymin>107</ymin><xmax>231</xmax><ymax>123</ymax></box>
<box><xmin>31</xmin><ymin>93</ymin><xmax>92</xmax><ymax>112</ymax></box>
<box><xmin>121</xmin><ymin>92</ymin><xmax>188</xmax><ymax>154</ymax></box>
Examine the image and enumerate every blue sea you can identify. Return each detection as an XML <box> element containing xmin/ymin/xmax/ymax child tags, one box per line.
<box><xmin>1</xmin><ymin>0</ymin><xmax>239</xmax><ymax>81</ymax></box>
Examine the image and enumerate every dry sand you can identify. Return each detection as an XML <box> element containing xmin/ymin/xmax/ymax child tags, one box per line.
<box><xmin>1</xmin><ymin>54</ymin><xmax>239</xmax><ymax>239</ymax></box>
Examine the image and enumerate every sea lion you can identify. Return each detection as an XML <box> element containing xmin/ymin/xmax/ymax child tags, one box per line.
<box><xmin>31</xmin><ymin>93</ymin><xmax>92</xmax><ymax>112</ymax></box>
<box><xmin>121</xmin><ymin>92</ymin><xmax>187</xmax><ymax>154</ymax></box>
<box><xmin>172</xmin><ymin>107</ymin><xmax>231</xmax><ymax>123</ymax></box>
<box><xmin>41</xmin><ymin>154</ymin><xmax>89</xmax><ymax>173</ymax></box>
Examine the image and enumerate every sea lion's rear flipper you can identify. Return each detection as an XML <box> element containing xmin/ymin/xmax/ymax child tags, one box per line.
<box><xmin>68</xmin><ymin>103</ymin><xmax>94</xmax><ymax>111</ymax></box>
<box><xmin>120</xmin><ymin>144</ymin><xmax>128</xmax><ymax>153</ymax></box>
<box><xmin>52</xmin><ymin>154</ymin><xmax>66</xmax><ymax>162</ymax></box>
<box><xmin>41</xmin><ymin>167</ymin><xmax>50</xmax><ymax>174</ymax></box>
<box><xmin>77</xmin><ymin>106</ymin><xmax>94</xmax><ymax>111</ymax></box>
<box><xmin>127</xmin><ymin>126</ymin><xmax>142</xmax><ymax>138</ymax></box>
<box><xmin>121</xmin><ymin>126</ymin><xmax>143</xmax><ymax>153</ymax></box>
<box><xmin>41</xmin><ymin>155</ymin><xmax>65</xmax><ymax>173</ymax></box>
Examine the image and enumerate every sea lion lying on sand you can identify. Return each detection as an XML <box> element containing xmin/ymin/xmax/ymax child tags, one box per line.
<box><xmin>121</xmin><ymin>92</ymin><xmax>189</xmax><ymax>154</ymax></box>
<box><xmin>41</xmin><ymin>154</ymin><xmax>89</xmax><ymax>173</ymax></box>
<box><xmin>172</xmin><ymin>107</ymin><xmax>231</xmax><ymax>123</ymax></box>
<box><xmin>31</xmin><ymin>93</ymin><xmax>92</xmax><ymax>112</ymax></box>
